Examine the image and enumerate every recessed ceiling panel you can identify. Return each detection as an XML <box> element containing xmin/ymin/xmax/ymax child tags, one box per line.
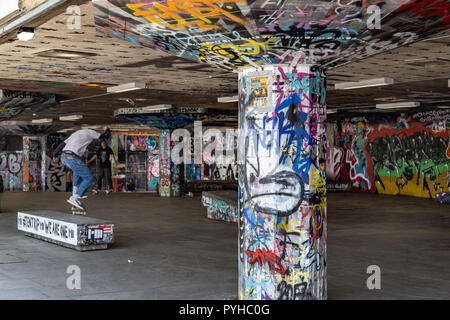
<box><xmin>34</xmin><ymin>49</ymin><xmax>99</xmax><ymax>59</ymax></box>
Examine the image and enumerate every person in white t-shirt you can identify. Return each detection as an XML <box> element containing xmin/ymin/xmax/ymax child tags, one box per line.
<box><xmin>53</xmin><ymin>126</ymin><xmax>111</xmax><ymax>210</ymax></box>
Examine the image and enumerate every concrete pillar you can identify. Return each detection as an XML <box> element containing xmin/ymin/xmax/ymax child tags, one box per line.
<box><xmin>22</xmin><ymin>136</ymin><xmax>42</xmax><ymax>192</ymax></box>
<box><xmin>238</xmin><ymin>65</ymin><xmax>327</xmax><ymax>300</ymax></box>
<box><xmin>159</xmin><ymin>129</ymin><xmax>183</xmax><ymax>197</ymax></box>
<box><xmin>41</xmin><ymin>136</ymin><xmax>47</xmax><ymax>192</ymax></box>
<box><xmin>159</xmin><ymin>129</ymin><xmax>171</xmax><ymax>197</ymax></box>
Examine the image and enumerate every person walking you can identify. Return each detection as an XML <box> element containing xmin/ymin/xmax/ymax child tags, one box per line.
<box><xmin>52</xmin><ymin>126</ymin><xmax>111</xmax><ymax>210</ymax></box>
<box><xmin>87</xmin><ymin>139</ymin><xmax>115</xmax><ymax>194</ymax></box>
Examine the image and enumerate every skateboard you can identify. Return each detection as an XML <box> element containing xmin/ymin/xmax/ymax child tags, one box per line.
<box><xmin>71</xmin><ymin>206</ymin><xmax>87</xmax><ymax>215</ymax></box>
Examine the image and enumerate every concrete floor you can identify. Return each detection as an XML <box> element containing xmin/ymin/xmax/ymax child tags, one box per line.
<box><xmin>0</xmin><ymin>191</ymin><xmax>449</xmax><ymax>300</ymax></box>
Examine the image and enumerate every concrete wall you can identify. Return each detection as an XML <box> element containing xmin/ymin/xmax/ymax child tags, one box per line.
<box><xmin>326</xmin><ymin>109</ymin><xmax>450</xmax><ymax>199</ymax></box>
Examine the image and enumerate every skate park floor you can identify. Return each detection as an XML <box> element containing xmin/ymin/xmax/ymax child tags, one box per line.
<box><xmin>0</xmin><ymin>191</ymin><xmax>449</xmax><ymax>300</ymax></box>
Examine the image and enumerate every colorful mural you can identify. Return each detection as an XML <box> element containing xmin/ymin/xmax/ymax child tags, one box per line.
<box><xmin>326</xmin><ymin>110</ymin><xmax>450</xmax><ymax>199</ymax></box>
<box><xmin>93</xmin><ymin>0</ymin><xmax>449</xmax><ymax>72</ymax></box>
<box><xmin>148</xmin><ymin>154</ymin><xmax>160</xmax><ymax>189</ymax></box>
<box><xmin>128</xmin><ymin>135</ymin><xmax>159</xmax><ymax>151</ymax></box>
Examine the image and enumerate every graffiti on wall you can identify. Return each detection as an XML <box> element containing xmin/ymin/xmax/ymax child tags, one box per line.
<box><xmin>436</xmin><ymin>192</ymin><xmax>450</xmax><ymax>204</ymax></box>
<box><xmin>93</xmin><ymin>0</ymin><xmax>449</xmax><ymax>72</ymax></box>
<box><xmin>148</xmin><ymin>154</ymin><xmax>160</xmax><ymax>189</ymax></box>
<box><xmin>211</xmin><ymin>163</ymin><xmax>238</xmax><ymax>180</ymax></box>
<box><xmin>0</xmin><ymin>152</ymin><xmax>23</xmax><ymax>191</ymax></box>
<box><xmin>203</xmin><ymin>127</ymin><xmax>238</xmax><ymax>181</ymax></box>
<box><xmin>185</xmin><ymin>163</ymin><xmax>202</xmax><ymax>180</ymax></box>
<box><xmin>128</xmin><ymin>135</ymin><xmax>159</xmax><ymax>152</ymax></box>
<box><xmin>327</xmin><ymin>110</ymin><xmax>450</xmax><ymax>199</ymax></box>
<box><xmin>238</xmin><ymin>65</ymin><xmax>327</xmax><ymax>300</ymax></box>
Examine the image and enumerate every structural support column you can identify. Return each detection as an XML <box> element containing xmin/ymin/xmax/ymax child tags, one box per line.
<box><xmin>41</xmin><ymin>136</ymin><xmax>47</xmax><ymax>192</ymax></box>
<box><xmin>238</xmin><ymin>64</ymin><xmax>327</xmax><ymax>300</ymax></box>
<box><xmin>159</xmin><ymin>129</ymin><xmax>171</xmax><ymax>197</ymax></box>
<box><xmin>22</xmin><ymin>136</ymin><xmax>42</xmax><ymax>192</ymax></box>
<box><xmin>158</xmin><ymin>129</ymin><xmax>183</xmax><ymax>197</ymax></box>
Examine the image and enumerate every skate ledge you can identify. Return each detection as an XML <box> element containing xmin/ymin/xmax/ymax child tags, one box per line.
<box><xmin>202</xmin><ymin>191</ymin><xmax>238</xmax><ymax>223</ymax></box>
<box><xmin>17</xmin><ymin>210</ymin><xmax>114</xmax><ymax>251</ymax></box>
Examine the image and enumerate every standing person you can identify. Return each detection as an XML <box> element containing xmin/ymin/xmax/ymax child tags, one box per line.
<box><xmin>87</xmin><ymin>140</ymin><xmax>115</xmax><ymax>194</ymax></box>
<box><xmin>52</xmin><ymin>127</ymin><xmax>111</xmax><ymax>210</ymax></box>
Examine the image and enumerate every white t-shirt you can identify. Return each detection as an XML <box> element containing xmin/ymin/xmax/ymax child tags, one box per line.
<box><xmin>63</xmin><ymin>129</ymin><xmax>100</xmax><ymax>157</ymax></box>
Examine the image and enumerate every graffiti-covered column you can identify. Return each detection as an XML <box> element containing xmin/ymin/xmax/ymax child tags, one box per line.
<box><xmin>170</xmin><ymin>133</ymin><xmax>182</xmax><ymax>197</ymax></box>
<box><xmin>22</xmin><ymin>136</ymin><xmax>42</xmax><ymax>192</ymax></box>
<box><xmin>159</xmin><ymin>129</ymin><xmax>171</xmax><ymax>197</ymax></box>
<box><xmin>41</xmin><ymin>136</ymin><xmax>47</xmax><ymax>192</ymax></box>
<box><xmin>238</xmin><ymin>64</ymin><xmax>327</xmax><ymax>300</ymax></box>
<box><xmin>159</xmin><ymin>129</ymin><xmax>183</xmax><ymax>197</ymax></box>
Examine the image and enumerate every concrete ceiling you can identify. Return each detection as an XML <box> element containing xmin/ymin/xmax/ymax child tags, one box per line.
<box><xmin>0</xmin><ymin>0</ymin><xmax>449</xmax><ymax>127</ymax></box>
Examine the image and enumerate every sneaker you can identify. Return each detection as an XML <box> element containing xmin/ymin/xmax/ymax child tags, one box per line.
<box><xmin>67</xmin><ymin>196</ymin><xmax>85</xmax><ymax>210</ymax></box>
<box><xmin>92</xmin><ymin>189</ymin><xmax>98</xmax><ymax>194</ymax></box>
<box><xmin>106</xmin><ymin>189</ymin><xmax>113</xmax><ymax>195</ymax></box>
<box><xmin>73</xmin><ymin>188</ymin><xmax>87</xmax><ymax>199</ymax></box>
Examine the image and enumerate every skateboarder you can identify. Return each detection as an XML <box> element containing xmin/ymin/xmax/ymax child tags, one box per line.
<box><xmin>87</xmin><ymin>139</ymin><xmax>115</xmax><ymax>194</ymax></box>
<box><xmin>52</xmin><ymin>127</ymin><xmax>111</xmax><ymax>211</ymax></box>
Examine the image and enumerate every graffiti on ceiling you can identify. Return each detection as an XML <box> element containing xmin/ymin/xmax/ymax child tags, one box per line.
<box><xmin>117</xmin><ymin>113</ymin><xmax>206</xmax><ymax>128</ymax></box>
<box><xmin>93</xmin><ymin>0</ymin><xmax>450</xmax><ymax>71</ymax></box>
<box><xmin>115</xmin><ymin>106</ymin><xmax>209</xmax><ymax>128</ymax></box>
<box><xmin>115</xmin><ymin>106</ymin><xmax>237</xmax><ymax>128</ymax></box>
<box><xmin>0</xmin><ymin>90</ymin><xmax>58</xmax><ymax>121</ymax></box>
